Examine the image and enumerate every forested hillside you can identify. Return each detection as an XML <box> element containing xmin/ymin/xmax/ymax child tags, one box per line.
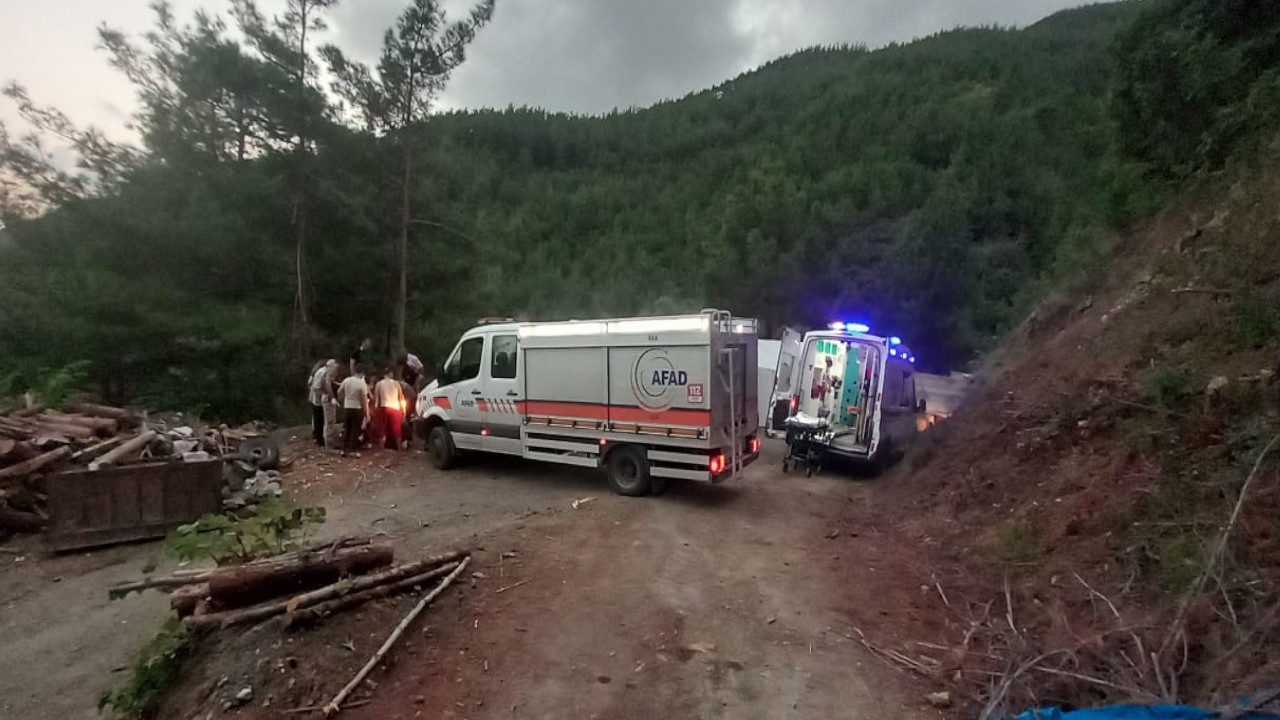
<box><xmin>0</xmin><ymin>0</ymin><xmax>1256</xmax><ymax>420</ymax></box>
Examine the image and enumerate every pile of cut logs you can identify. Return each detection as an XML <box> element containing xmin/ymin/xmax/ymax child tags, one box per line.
<box><xmin>0</xmin><ymin>401</ymin><xmax>270</xmax><ymax>537</ymax></box>
<box><xmin>110</xmin><ymin>537</ymin><xmax>470</xmax><ymax>631</ymax></box>
<box><xmin>0</xmin><ymin>403</ymin><xmax>141</xmax><ymax>535</ymax></box>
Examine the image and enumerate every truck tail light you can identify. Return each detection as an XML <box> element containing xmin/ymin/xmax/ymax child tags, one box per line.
<box><xmin>748</xmin><ymin>436</ymin><xmax>760</xmax><ymax>454</ymax></box>
<box><xmin>709</xmin><ymin>453</ymin><xmax>726</xmax><ymax>475</ymax></box>
<box><xmin>790</xmin><ymin>395</ymin><xmax>798</xmax><ymax>412</ymax></box>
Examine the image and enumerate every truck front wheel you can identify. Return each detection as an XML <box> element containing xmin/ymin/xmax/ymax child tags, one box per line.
<box><xmin>605</xmin><ymin>445</ymin><xmax>652</xmax><ymax>497</ymax></box>
<box><xmin>428</xmin><ymin>425</ymin><xmax>458</xmax><ymax>470</ymax></box>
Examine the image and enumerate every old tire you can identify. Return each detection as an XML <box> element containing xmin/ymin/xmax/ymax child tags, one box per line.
<box><xmin>605</xmin><ymin>445</ymin><xmax>652</xmax><ymax>497</ymax></box>
<box><xmin>428</xmin><ymin>425</ymin><xmax>457</xmax><ymax>470</ymax></box>
<box><xmin>237</xmin><ymin>437</ymin><xmax>280</xmax><ymax>470</ymax></box>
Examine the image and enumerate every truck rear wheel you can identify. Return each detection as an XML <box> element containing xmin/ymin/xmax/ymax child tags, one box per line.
<box><xmin>428</xmin><ymin>425</ymin><xmax>458</xmax><ymax>470</ymax></box>
<box><xmin>605</xmin><ymin>445</ymin><xmax>652</xmax><ymax>497</ymax></box>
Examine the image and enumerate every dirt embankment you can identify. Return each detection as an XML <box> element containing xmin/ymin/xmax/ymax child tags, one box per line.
<box><xmin>856</xmin><ymin>151</ymin><xmax>1280</xmax><ymax>712</ymax></box>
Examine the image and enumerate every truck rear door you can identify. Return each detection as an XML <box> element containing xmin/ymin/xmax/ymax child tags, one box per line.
<box><xmin>768</xmin><ymin>327</ymin><xmax>804</xmax><ymax>432</ymax></box>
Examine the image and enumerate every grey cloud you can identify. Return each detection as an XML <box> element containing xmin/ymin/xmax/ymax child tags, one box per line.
<box><xmin>327</xmin><ymin>0</ymin><xmax>1086</xmax><ymax>114</ymax></box>
<box><xmin>330</xmin><ymin>0</ymin><xmax>756</xmax><ymax>114</ymax></box>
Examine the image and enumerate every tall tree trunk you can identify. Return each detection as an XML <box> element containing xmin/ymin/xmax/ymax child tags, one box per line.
<box><xmin>394</xmin><ymin>139</ymin><xmax>410</xmax><ymax>357</ymax></box>
<box><xmin>292</xmin><ymin>0</ymin><xmax>312</xmax><ymax>360</ymax></box>
<box><xmin>294</xmin><ymin>190</ymin><xmax>310</xmax><ymax>357</ymax></box>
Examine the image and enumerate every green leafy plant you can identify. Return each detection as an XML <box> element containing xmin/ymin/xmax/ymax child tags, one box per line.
<box><xmin>1227</xmin><ymin>288</ymin><xmax>1280</xmax><ymax>348</ymax></box>
<box><xmin>1139</xmin><ymin>362</ymin><xmax>1196</xmax><ymax>410</ymax></box>
<box><xmin>98</xmin><ymin>620</ymin><xmax>191</xmax><ymax>720</ymax></box>
<box><xmin>165</xmin><ymin>499</ymin><xmax>326</xmax><ymax>565</ymax></box>
<box><xmin>0</xmin><ymin>360</ymin><xmax>90</xmax><ymax>407</ymax></box>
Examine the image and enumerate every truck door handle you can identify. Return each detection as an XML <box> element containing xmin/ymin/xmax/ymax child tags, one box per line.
<box><xmin>471</xmin><ymin>389</ymin><xmax>482</xmax><ymax>395</ymax></box>
<box><xmin>506</xmin><ymin>391</ymin><xmax>519</xmax><ymax>397</ymax></box>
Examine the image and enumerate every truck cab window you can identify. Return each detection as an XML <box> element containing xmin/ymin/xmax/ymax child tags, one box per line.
<box><xmin>443</xmin><ymin>337</ymin><xmax>485</xmax><ymax>385</ymax></box>
<box><xmin>491</xmin><ymin>335</ymin><xmax>518</xmax><ymax>379</ymax></box>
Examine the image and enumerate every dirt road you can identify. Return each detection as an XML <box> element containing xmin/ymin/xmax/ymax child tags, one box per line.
<box><xmin>1</xmin><ymin>439</ymin><xmax>938</xmax><ymax>719</ymax></box>
<box><xmin>339</xmin><ymin>448</ymin><xmax>933</xmax><ymax>720</ymax></box>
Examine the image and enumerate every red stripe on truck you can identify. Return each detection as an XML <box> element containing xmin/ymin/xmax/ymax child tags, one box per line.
<box><xmin>522</xmin><ymin>401</ymin><xmax>710</xmax><ymax>427</ymax></box>
<box><xmin>434</xmin><ymin>396</ymin><xmax>452</xmax><ymax>410</ymax></box>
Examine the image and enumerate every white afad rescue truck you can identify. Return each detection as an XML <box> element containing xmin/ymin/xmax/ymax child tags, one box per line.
<box><xmin>768</xmin><ymin>322</ymin><xmax>924</xmax><ymax>468</ymax></box>
<box><xmin>416</xmin><ymin>310</ymin><xmax>761</xmax><ymax>496</ymax></box>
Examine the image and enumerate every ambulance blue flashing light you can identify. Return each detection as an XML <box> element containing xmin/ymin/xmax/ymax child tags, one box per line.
<box><xmin>889</xmin><ymin>336</ymin><xmax>902</xmax><ymax>346</ymax></box>
<box><xmin>829</xmin><ymin>321</ymin><xmax>871</xmax><ymax>333</ymax></box>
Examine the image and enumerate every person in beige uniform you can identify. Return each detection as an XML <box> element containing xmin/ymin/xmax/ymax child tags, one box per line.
<box><xmin>338</xmin><ymin>366</ymin><xmax>370</xmax><ymax>457</ymax></box>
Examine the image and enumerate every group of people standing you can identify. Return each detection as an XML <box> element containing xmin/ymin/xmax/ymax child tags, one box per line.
<box><xmin>307</xmin><ymin>339</ymin><xmax>428</xmax><ymax>458</ymax></box>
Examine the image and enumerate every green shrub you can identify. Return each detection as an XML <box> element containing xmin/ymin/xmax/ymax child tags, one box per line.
<box><xmin>98</xmin><ymin>621</ymin><xmax>191</xmax><ymax>720</ymax></box>
<box><xmin>165</xmin><ymin>499</ymin><xmax>326</xmax><ymax>566</ymax></box>
<box><xmin>1227</xmin><ymin>289</ymin><xmax>1280</xmax><ymax>348</ymax></box>
<box><xmin>1139</xmin><ymin>362</ymin><xmax>1197</xmax><ymax>409</ymax></box>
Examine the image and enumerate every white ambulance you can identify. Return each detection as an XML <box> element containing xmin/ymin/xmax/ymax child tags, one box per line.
<box><xmin>415</xmin><ymin>310</ymin><xmax>761</xmax><ymax>496</ymax></box>
<box><xmin>767</xmin><ymin>322</ymin><xmax>924</xmax><ymax>468</ymax></box>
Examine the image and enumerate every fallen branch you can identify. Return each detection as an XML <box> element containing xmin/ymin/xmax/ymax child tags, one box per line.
<box><xmin>1160</xmin><ymin>434</ymin><xmax>1280</xmax><ymax>665</ymax></box>
<box><xmin>285</xmin><ymin>562</ymin><xmax>459</xmax><ymax>627</ymax></box>
<box><xmin>323</xmin><ymin>556</ymin><xmax>472</xmax><ymax>717</ymax></box>
<box><xmin>1170</xmin><ymin>287</ymin><xmax>1235</xmax><ymax>296</ymax></box>
<box><xmin>185</xmin><ymin>549</ymin><xmax>467</xmax><ymax>630</ymax></box>
<box><xmin>494</xmin><ymin>579</ymin><xmax>527</xmax><ymax>595</ymax></box>
<box><xmin>979</xmin><ymin>650</ymin><xmax>1074</xmax><ymax>720</ymax></box>
<box><xmin>283</xmin><ymin>700</ymin><xmax>370</xmax><ymax>715</ymax></box>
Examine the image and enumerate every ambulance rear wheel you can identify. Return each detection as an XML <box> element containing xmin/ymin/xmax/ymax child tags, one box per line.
<box><xmin>428</xmin><ymin>425</ymin><xmax>457</xmax><ymax>470</ymax></box>
<box><xmin>605</xmin><ymin>445</ymin><xmax>652</xmax><ymax>497</ymax></box>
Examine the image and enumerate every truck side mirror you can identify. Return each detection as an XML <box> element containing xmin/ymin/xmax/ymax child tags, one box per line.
<box><xmin>916</xmin><ymin>398</ymin><xmax>927</xmax><ymax>413</ymax></box>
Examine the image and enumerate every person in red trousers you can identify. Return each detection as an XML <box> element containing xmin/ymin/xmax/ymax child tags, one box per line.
<box><xmin>373</xmin><ymin>368</ymin><xmax>406</xmax><ymax>451</ymax></box>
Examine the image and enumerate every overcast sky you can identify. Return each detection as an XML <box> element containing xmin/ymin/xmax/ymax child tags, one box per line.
<box><xmin>1</xmin><ymin>0</ymin><xmax>1089</xmax><ymax>141</ymax></box>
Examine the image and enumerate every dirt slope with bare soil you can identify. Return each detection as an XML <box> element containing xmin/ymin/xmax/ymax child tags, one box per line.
<box><xmin>859</xmin><ymin>149</ymin><xmax>1280</xmax><ymax>711</ymax></box>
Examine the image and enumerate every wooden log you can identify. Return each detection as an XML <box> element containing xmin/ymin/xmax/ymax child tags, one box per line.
<box><xmin>11</xmin><ymin>405</ymin><xmax>44</xmax><ymax>418</ymax></box>
<box><xmin>29</xmin><ymin>420</ymin><xmax>94</xmax><ymax>439</ymax></box>
<box><xmin>1</xmin><ymin>441</ymin><xmax>37</xmax><ymax>465</ymax></box>
<box><xmin>40</xmin><ymin>411</ymin><xmax>118</xmax><ymax>434</ymax></box>
<box><xmin>208</xmin><ymin>545</ymin><xmax>394</xmax><ymax>608</ymax></box>
<box><xmin>69</xmin><ymin>436</ymin><xmax>126</xmax><ymax>463</ymax></box>
<box><xmin>0</xmin><ymin>446</ymin><xmax>71</xmax><ymax>480</ymax></box>
<box><xmin>0</xmin><ymin>438</ymin><xmax>15</xmax><ymax>458</ymax></box>
<box><xmin>90</xmin><ymin>431</ymin><xmax>157</xmax><ymax>470</ymax></box>
<box><xmin>0</xmin><ymin>417</ymin><xmax>35</xmax><ymax>436</ymax></box>
<box><xmin>171</xmin><ymin>583</ymin><xmax>210</xmax><ymax>618</ymax></box>
<box><xmin>185</xmin><ymin>550</ymin><xmax>468</xmax><ymax>631</ymax></box>
<box><xmin>322</xmin><ymin>557</ymin><xmax>471</xmax><ymax>717</ymax></box>
<box><xmin>69</xmin><ymin>402</ymin><xmax>133</xmax><ymax>420</ymax></box>
<box><xmin>285</xmin><ymin>562</ymin><xmax>460</xmax><ymax>628</ymax></box>
<box><xmin>110</xmin><ymin>539</ymin><xmax>375</xmax><ymax>598</ymax></box>
<box><xmin>0</xmin><ymin>500</ymin><xmax>45</xmax><ymax>533</ymax></box>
